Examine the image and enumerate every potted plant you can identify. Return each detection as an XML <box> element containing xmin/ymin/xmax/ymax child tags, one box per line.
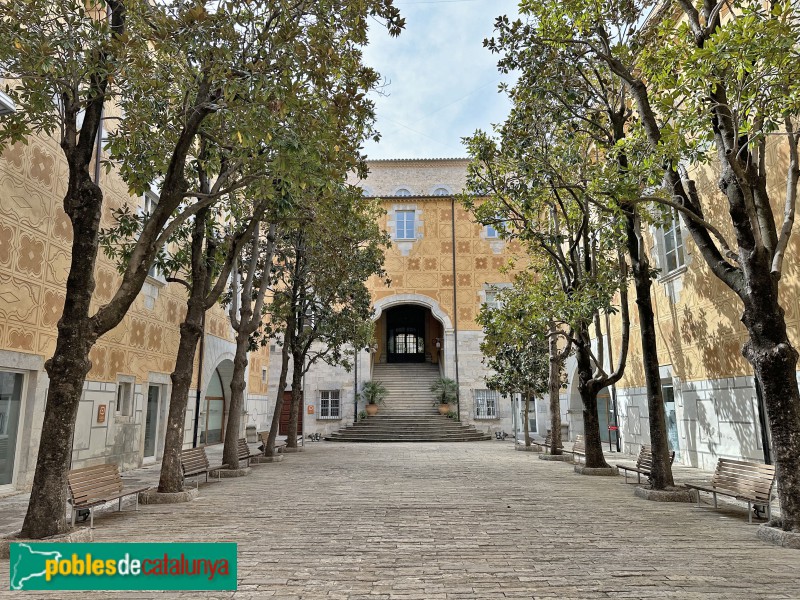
<box><xmin>360</xmin><ymin>380</ymin><xmax>388</xmax><ymax>416</ymax></box>
<box><xmin>431</xmin><ymin>377</ymin><xmax>458</xmax><ymax>415</ymax></box>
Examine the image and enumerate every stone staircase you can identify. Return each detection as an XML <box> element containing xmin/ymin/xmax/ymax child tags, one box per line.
<box><xmin>327</xmin><ymin>363</ymin><xmax>490</xmax><ymax>442</ymax></box>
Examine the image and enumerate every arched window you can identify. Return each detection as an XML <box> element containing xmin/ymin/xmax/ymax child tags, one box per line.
<box><xmin>394</xmin><ymin>188</ymin><xmax>412</xmax><ymax>197</ymax></box>
<box><xmin>432</xmin><ymin>187</ymin><xmax>449</xmax><ymax>196</ymax></box>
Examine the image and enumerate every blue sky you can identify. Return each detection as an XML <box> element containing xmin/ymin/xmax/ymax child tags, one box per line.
<box><xmin>362</xmin><ymin>0</ymin><xmax>520</xmax><ymax>160</ymax></box>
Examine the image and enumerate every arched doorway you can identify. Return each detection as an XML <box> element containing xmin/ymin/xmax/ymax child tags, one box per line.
<box><xmin>199</xmin><ymin>359</ymin><xmax>233</xmax><ymax>445</ymax></box>
<box><xmin>387</xmin><ymin>305</ymin><xmax>427</xmax><ymax>363</ymax></box>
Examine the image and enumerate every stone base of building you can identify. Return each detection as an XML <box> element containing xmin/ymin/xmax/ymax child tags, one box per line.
<box><xmin>139</xmin><ymin>487</ymin><xmax>199</xmax><ymax>505</ymax></box>
<box><xmin>210</xmin><ymin>467</ymin><xmax>252</xmax><ymax>478</ymax></box>
<box><xmin>251</xmin><ymin>455</ymin><xmax>284</xmax><ymax>463</ymax></box>
<box><xmin>757</xmin><ymin>522</ymin><xmax>800</xmax><ymax>549</ymax></box>
<box><xmin>0</xmin><ymin>527</ymin><xmax>93</xmax><ymax>558</ymax></box>
<box><xmin>539</xmin><ymin>454</ymin><xmax>572</xmax><ymax>462</ymax></box>
<box><xmin>634</xmin><ymin>486</ymin><xmax>696</xmax><ymax>503</ymax></box>
<box><xmin>574</xmin><ymin>465</ymin><xmax>619</xmax><ymax>476</ymax></box>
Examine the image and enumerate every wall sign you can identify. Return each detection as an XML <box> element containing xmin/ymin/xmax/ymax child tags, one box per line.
<box><xmin>97</xmin><ymin>404</ymin><xmax>107</xmax><ymax>424</ymax></box>
<box><xmin>307</xmin><ymin>405</ymin><xmax>314</xmax><ymax>415</ymax></box>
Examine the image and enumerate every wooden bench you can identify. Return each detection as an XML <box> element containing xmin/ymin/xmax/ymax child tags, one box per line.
<box><xmin>258</xmin><ymin>431</ymin><xmax>286</xmax><ymax>454</ymax></box>
<box><xmin>67</xmin><ymin>464</ymin><xmax>149</xmax><ymax>528</ymax></box>
<box><xmin>685</xmin><ymin>458</ymin><xmax>776</xmax><ymax>523</ymax></box>
<box><xmin>533</xmin><ymin>432</ymin><xmax>564</xmax><ymax>454</ymax></box>
<box><xmin>616</xmin><ymin>445</ymin><xmax>675</xmax><ymax>484</ymax></box>
<box><xmin>238</xmin><ymin>438</ymin><xmax>262</xmax><ymax>467</ymax></box>
<box><xmin>564</xmin><ymin>434</ymin><xmax>585</xmax><ymax>463</ymax></box>
<box><xmin>181</xmin><ymin>446</ymin><xmax>228</xmax><ymax>488</ymax></box>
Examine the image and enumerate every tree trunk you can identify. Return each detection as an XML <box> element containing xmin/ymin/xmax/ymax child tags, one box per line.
<box><xmin>21</xmin><ymin>169</ymin><xmax>102</xmax><ymax>538</ymax></box>
<box><xmin>624</xmin><ymin>212</ymin><xmax>674</xmax><ymax>489</ymax></box>
<box><xmin>548</xmin><ymin>325</ymin><xmax>563</xmax><ymax>456</ymax></box>
<box><xmin>576</xmin><ymin>335</ymin><xmax>610</xmax><ymax>469</ymax></box>
<box><xmin>158</xmin><ymin>209</ymin><xmax>209</xmax><ymax>493</ymax></box>
<box><xmin>286</xmin><ymin>351</ymin><xmax>304</xmax><ymax>448</ymax></box>
<box><xmin>265</xmin><ymin>330</ymin><xmax>292</xmax><ymax>457</ymax></box>
<box><xmin>222</xmin><ymin>329</ymin><xmax>249</xmax><ymax>470</ymax></box>
<box><xmin>523</xmin><ymin>391</ymin><xmax>531</xmax><ymax>447</ymax></box>
<box><xmin>742</xmin><ymin>295</ymin><xmax>800</xmax><ymax>532</ymax></box>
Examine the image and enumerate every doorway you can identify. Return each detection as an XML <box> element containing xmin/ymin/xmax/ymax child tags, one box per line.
<box><xmin>143</xmin><ymin>384</ymin><xmax>163</xmax><ymax>463</ymax></box>
<box><xmin>279</xmin><ymin>390</ymin><xmax>303</xmax><ymax>436</ymax></box>
<box><xmin>199</xmin><ymin>367</ymin><xmax>228</xmax><ymax>445</ymax></box>
<box><xmin>663</xmin><ymin>383</ymin><xmax>681</xmax><ymax>461</ymax></box>
<box><xmin>386</xmin><ymin>305</ymin><xmax>426</xmax><ymax>363</ymax></box>
<box><xmin>0</xmin><ymin>371</ymin><xmax>23</xmax><ymax>489</ymax></box>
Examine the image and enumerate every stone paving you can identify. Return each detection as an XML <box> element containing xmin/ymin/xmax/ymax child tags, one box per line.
<box><xmin>1</xmin><ymin>441</ymin><xmax>798</xmax><ymax>599</ymax></box>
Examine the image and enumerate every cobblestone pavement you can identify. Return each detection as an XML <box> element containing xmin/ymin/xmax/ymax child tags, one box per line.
<box><xmin>1</xmin><ymin>441</ymin><xmax>798</xmax><ymax>599</ymax></box>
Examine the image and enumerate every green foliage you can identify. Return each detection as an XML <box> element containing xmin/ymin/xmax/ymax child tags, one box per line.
<box><xmin>360</xmin><ymin>381</ymin><xmax>388</xmax><ymax>406</ymax></box>
<box><xmin>430</xmin><ymin>378</ymin><xmax>458</xmax><ymax>405</ymax></box>
<box><xmin>477</xmin><ymin>276</ymin><xmax>551</xmax><ymax>398</ymax></box>
<box><xmin>358</xmin><ymin>410</ymin><xmax>369</xmax><ymax>421</ymax></box>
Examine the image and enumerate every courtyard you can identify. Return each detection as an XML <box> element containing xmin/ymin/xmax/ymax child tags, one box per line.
<box><xmin>1</xmin><ymin>441</ymin><xmax>797</xmax><ymax>599</ymax></box>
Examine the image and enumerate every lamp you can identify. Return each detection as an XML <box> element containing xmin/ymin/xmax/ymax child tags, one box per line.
<box><xmin>435</xmin><ymin>338</ymin><xmax>442</xmax><ymax>349</ymax></box>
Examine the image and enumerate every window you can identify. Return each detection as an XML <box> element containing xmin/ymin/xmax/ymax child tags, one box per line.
<box><xmin>143</xmin><ymin>191</ymin><xmax>163</xmax><ymax>280</ymax></box>
<box><xmin>261</xmin><ymin>368</ymin><xmax>267</xmax><ymax>384</ymax></box>
<box><xmin>475</xmin><ymin>389</ymin><xmax>498</xmax><ymax>419</ymax></box>
<box><xmin>483</xmin><ymin>290</ymin><xmax>499</xmax><ymax>310</ymax></box>
<box><xmin>486</xmin><ymin>224</ymin><xmax>498</xmax><ymax>238</ymax></box>
<box><xmin>0</xmin><ymin>89</ymin><xmax>16</xmax><ymax>116</ymax></box>
<box><xmin>116</xmin><ymin>380</ymin><xmax>134</xmax><ymax>416</ymax></box>
<box><xmin>395</xmin><ymin>188</ymin><xmax>412</xmax><ymax>197</ymax></box>
<box><xmin>432</xmin><ymin>187</ymin><xmax>449</xmax><ymax>196</ymax></box>
<box><xmin>396</xmin><ymin>210</ymin><xmax>416</xmax><ymax>240</ymax></box>
<box><xmin>319</xmin><ymin>390</ymin><xmax>341</xmax><ymax>419</ymax></box>
<box><xmin>662</xmin><ymin>210</ymin><xmax>685</xmax><ymax>274</ymax></box>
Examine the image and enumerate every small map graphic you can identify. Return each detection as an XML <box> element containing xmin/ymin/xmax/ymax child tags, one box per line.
<box><xmin>10</xmin><ymin>543</ymin><xmax>62</xmax><ymax>590</ymax></box>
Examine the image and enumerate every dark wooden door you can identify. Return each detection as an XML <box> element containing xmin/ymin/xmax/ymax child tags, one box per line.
<box><xmin>279</xmin><ymin>390</ymin><xmax>303</xmax><ymax>436</ymax></box>
<box><xmin>387</xmin><ymin>305</ymin><xmax>426</xmax><ymax>363</ymax></box>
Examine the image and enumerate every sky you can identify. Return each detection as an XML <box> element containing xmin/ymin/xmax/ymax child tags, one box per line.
<box><xmin>361</xmin><ymin>0</ymin><xmax>520</xmax><ymax>160</ymax></box>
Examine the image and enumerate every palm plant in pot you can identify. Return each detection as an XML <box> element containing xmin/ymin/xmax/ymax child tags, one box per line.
<box><xmin>360</xmin><ymin>380</ymin><xmax>388</xmax><ymax>416</ymax></box>
<box><xmin>431</xmin><ymin>377</ymin><xmax>458</xmax><ymax>416</ymax></box>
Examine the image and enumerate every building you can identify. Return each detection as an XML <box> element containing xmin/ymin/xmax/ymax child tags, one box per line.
<box><xmin>0</xmin><ymin>134</ymin><xmax>271</xmax><ymax>492</ymax></box>
<box><xmin>258</xmin><ymin>158</ymin><xmax>547</xmax><ymax>440</ymax></box>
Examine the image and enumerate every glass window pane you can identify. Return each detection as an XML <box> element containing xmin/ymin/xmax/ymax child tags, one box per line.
<box><xmin>0</xmin><ymin>372</ymin><xmax>23</xmax><ymax>485</ymax></box>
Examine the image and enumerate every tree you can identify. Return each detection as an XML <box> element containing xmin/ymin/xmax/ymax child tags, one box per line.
<box><xmin>477</xmin><ymin>281</ymin><xmax>550</xmax><ymax>447</ymax></box>
<box><xmin>0</xmin><ymin>0</ymin><xmax>402</xmax><ymax>538</ymax></box>
<box><xmin>263</xmin><ymin>184</ymin><xmax>388</xmax><ymax>455</ymax></box>
<box><xmin>517</xmin><ymin>0</ymin><xmax>800</xmax><ymax>531</ymax></box>
<box><xmin>464</xmin><ymin>117</ymin><xmax>631</xmax><ymax>469</ymax></box>
<box><xmin>485</xmin><ymin>11</ymin><xmax>675</xmax><ymax>487</ymax></box>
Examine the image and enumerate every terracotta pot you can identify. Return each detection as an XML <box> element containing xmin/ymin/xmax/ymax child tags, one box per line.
<box><xmin>365</xmin><ymin>403</ymin><xmax>379</xmax><ymax>416</ymax></box>
<box><xmin>438</xmin><ymin>403</ymin><xmax>451</xmax><ymax>415</ymax></box>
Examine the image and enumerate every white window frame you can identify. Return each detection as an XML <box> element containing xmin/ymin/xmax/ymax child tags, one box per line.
<box><xmin>115</xmin><ymin>378</ymin><xmax>134</xmax><ymax>417</ymax></box>
<box><xmin>0</xmin><ymin>89</ymin><xmax>16</xmax><ymax>116</ymax></box>
<box><xmin>142</xmin><ymin>191</ymin><xmax>167</xmax><ymax>282</ymax></box>
<box><xmin>660</xmin><ymin>209</ymin><xmax>686</xmax><ymax>278</ymax></box>
<box><xmin>318</xmin><ymin>390</ymin><xmax>341</xmax><ymax>420</ymax></box>
<box><xmin>394</xmin><ymin>188</ymin><xmax>413</xmax><ymax>197</ymax></box>
<box><xmin>432</xmin><ymin>187</ymin><xmax>449</xmax><ymax>196</ymax></box>
<box><xmin>475</xmin><ymin>389</ymin><xmax>498</xmax><ymax>419</ymax></box>
<box><xmin>396</xmin><ymin>210</ymin><xmax>416</xmax><ymax>240</ymax></box>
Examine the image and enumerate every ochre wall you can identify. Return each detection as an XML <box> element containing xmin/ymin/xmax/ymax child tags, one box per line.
<box><xmin>0</xmin><ymin>135</ymin><xmax>236</xmax><ymax>388</ymax></box>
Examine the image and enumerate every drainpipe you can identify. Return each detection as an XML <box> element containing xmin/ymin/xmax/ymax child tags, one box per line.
<box><xmin>451</xmin><ymin>196</ymin><xmax>461</xmax><ymax>421</ymax></box>
<box><xmin>353</xmin><ymin>345</ymin><xmax>358</xmax><ymax>425</ymax></box>
<box><xmin>191</xmin><ymin>312</ymin><xmax>206</xmax><ymax>448</ymax></box>
<box><xmin>605</xmin><ymin>311</ymin><xmax>621</xmax><ymax>452</ymax></box>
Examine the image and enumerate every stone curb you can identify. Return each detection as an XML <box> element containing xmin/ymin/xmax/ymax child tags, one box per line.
<box><xmin>282</xmin><ymin>447</ymin><xmax>305</xmax><ymax>453</ymax></box>
<box><xmin>251</xmin><ymin>455</ymin><xmax>284</xmax><ymax>463</ymax></box>
<box><xmin>574</xmin><ymin>465</ymin><xmax>619</xmax><ymax>476</ymax></box>
<box><xmin>757</xmin><ymin>524</ymin><xmax>800</xmax><ymax>549</ymax></box>
<box><xmin>514</xmin><ymin>445</ymin><xmax>538</xmax><ymax>452</ymax></box>
<box><xmin>0</xmin><ymin>527</ymin><xmax>93</xmax><ymax>558</ymax></box>
<box><xmin>139</xmin><ymin>487</ymin><xmax>199</xmax><ymax>505</ymax></box>
<box><xmin>209</xmin><ymin>467</ymin><xmax>252</xmax><ymax>478</ymax></box>
<box><xmin>539</xmin><ymin>454</ymin><xmax>573</xmax><ymax>462</ymax></box>
<box><xmin>634</xmin><ymin>486</ymin><xmax>697</xmax><ymax>503</ymax></box>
